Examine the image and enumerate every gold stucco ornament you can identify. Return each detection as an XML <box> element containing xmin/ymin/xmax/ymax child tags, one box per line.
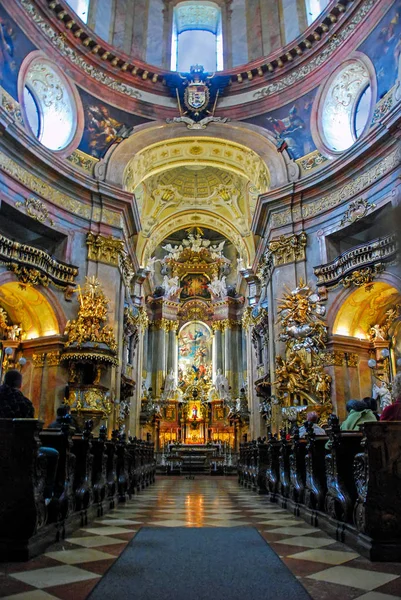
<box><xmin>63</xmin><ymin>276</ymin><xmax>117</xmax><ymax>356</ymax></box>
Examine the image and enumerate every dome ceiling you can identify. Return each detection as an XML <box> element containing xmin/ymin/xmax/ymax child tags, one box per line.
<box><xmin>126</xmin><ymin>136</ymin><xmax>271</xmax><ymax>267</ymax></box>
<box><xmin>155</xmin><ymin>166</ymin><xmax>234</xmax><ymax>199</ymax></box>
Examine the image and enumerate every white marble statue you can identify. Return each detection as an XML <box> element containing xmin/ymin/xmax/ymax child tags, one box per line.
<box><xmin>372</xmin><ymin>381</ymin><xmax>392</xmax><ymax>410</ymax></box>
<box><xmin>162</xmin><ymin>243</ymin><xmax>183</xmax><ymax>260</ymax></box>
<box><xmin>208</xmin><ymin>385</ymin><xmax>219</xmax><ymax>402</ymax></box>
<box><xmin>182</xmin><ymin>232</ymin><xmax>210</xmax><ymax>252</ymax></box>
<box><xmin>369</xmin><ymin>324</ymin><xmax>386</xmax><ymax>341</ymax></box>
<box><xmin>145</xmin><ymin>256</ymin><xmax>159</xmax><ymax>275</ymax></box>
<box><xmin>208</xmin><ymin>275</ymin><xmax>227</xmax><ymax>299</ymax></box>
<box><xmin>163</xmin><ymin>369</ymin><xmax>177</xmax><ymax>397</ymax></box>
<box><xmin>7</xmin><ymin>324</ymin><xmax>21</xmax><ymax>340</ymax></box>
<box><xmin>209</xmin><ymin>240</ymin><xmax>226</xmax><ymax>259</ymax></box>
<box><xmin>215</xmin><ymin>368</ymin><xmax>229</xmax><ymax>399</ymax></box>
<box><xmin>237</xmin><ymin>256</ymin><xmax>245</xmax><ymax>273</ymax></box>
<box><xmin>162</xmin><ymin>275</ymin><xmax>181</xmax><ymax>298</ymax></box>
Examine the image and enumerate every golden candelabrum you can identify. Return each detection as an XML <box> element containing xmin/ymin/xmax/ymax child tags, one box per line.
<box><xmin>274</xmin><ymin>279</ymin><xmax>332</xmax><ymax>425</ymax></box>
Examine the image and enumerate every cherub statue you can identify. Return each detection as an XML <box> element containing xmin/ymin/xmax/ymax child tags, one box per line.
<box><xmin>369</xmin><ymin>324</ymin><xmax>387</xmax><ymax>341</ymax></box>
<box><xmin>7</xmin><ymin>324</ymin><xmax>22</xmax><ymax>340</ymax></box>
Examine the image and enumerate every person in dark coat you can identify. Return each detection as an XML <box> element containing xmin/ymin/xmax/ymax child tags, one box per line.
<box><xmin>0</xmin><ymin>369</ymin><xmax>34</xmax><ymax>418</ymax></box>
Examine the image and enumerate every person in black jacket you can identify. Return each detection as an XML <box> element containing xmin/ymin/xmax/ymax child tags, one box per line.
<box><xmin>0</xmin><ymin>369</ymin><xmax>34</xmax><ymax>418</ymax></box>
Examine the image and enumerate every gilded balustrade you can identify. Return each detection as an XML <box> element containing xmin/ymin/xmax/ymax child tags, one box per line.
<box><xmin>0</xmin><ymin>233</ymin><xmax>78</xmax><ymax>289</ymax></box>
<box><xmin>314</xmin><ymin>234</ymin><xmax>397</xmax><ymax>289</ymax></box>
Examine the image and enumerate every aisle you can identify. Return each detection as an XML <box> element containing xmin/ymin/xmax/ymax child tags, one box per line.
<box><xmin>1</xmin><ymin>478</ymin><xmax>401</xmax><ymax>599</ymax></box>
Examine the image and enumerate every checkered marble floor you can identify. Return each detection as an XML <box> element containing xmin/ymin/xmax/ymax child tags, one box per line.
<box><xmin>1</xmin><ymin>477</ymin><xmax>401</xmax><ymax>599</ymax></box>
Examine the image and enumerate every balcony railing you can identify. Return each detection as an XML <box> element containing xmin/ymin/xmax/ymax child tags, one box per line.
<box><xmin>0</xmin><ymin>234</ymin><xmax>78</xmax><ymax>289</ymax></box>
<box><xmin>314</xmin><ymin>234</ymin><xmax>397</xmax><ymax>288</ymax></box>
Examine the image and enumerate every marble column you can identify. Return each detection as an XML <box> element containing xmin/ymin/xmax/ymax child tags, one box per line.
<box><xmin>224</xmin><ymin>324</ymin><xmax>232</xmax><ymax>388</ymax></box>
<box><xmin>166</xmin><ymin>325</ymin><xmax>178</xmax><ymax>374</ymax></box>
<box><xmin>222</xmin><ymin>2</ymin><xmax>233</xmax><ymax>69</ymax></box>
<box><xmin>87</xmin><ymin>0</ymin><xmax>115</xmax><ymax>44</ymax></box>
<box><xmin>151</xmin><ymin>323</ymin><xmax>167</xmax><ymax>397</ymax></box>
<box><xmin>267</xmin><ymin>279</ymin><xmax>281</xmax><ymax>435</ymax></box>
<box><xmin>161</xmin><ymin>0</ymin><xmax>174</xmax><ymax>69</ymax></box>
<box><xmin>213</xmin><ymin>327</ymin><xmax>224</xmax><ymax>375</ymax></box>
<box><xmin>131</xmin><ymin>324</ymin><xmax>146</xmax><ymax>437</ymax></box>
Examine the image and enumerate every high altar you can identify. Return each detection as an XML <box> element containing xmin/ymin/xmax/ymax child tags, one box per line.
<box><xmin>139</xmin><ymin>228</ymin><xmax>249</xmax><ymax>449</ymax></box>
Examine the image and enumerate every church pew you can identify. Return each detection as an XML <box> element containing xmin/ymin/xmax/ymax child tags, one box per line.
<box><xmin>289</xmin><ymin>428</ymin><xmax>307</xmax><ymax>510</ymax></box>
<box><xmin>0</xmin><ymin>419</ymin><xmax>156</xmax><ymax>561</ymax></box>
<box><xmin>324</xmin><ymin>416</ymin><xmax>363</xmax><ymax>524</ymax></box>
<box><xmin>91</xmin><ymin>426</ymin><xmax>108</xmax><ymax>516</ymax></box>
<box><xmin>278</xmin><ymin>431</ymin><xmax>291</xmax><ymax>505</ymax></box>
<box><xmin>116</xmin><ymin>432</ymin><xmax>129</xmax><ymax>502</ymax></box>
<box><xmin>239</xmin><ymin>421</ymin><xmax>401</xmax><ymax>560</ymax></box>
<box><xmin>265</xmin><ymin>433</ymin><xmax>280</xmax><ymax>502</ymax></box>
<box><xmin>105</xmin><ymin>431</ymin><xmax>119</xmax><ymax>509</ymax></box>
<box><xmin>0</xmin><ymin>419</ymin><xmax>53</xmax><ymax>561</ymax></box>
<box><xmin>353</xmin><ymin>421</ymin><xmax>401</xmax><ymax>561</ymax></box>
<box><xmin>255</xmin><ymin>440</ymin><xmax>269</xmax><ymax>494</ymax></box>
<box><xmin>303</xmin><ymin>423</ymin><xmax>328</xmax><ymax>515</ymax></box>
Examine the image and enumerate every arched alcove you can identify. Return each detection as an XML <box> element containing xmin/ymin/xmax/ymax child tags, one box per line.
<box><xmin>0</xmin><ymin>281</ymin><xmax>61</xmax><ymax>339</ymax></box>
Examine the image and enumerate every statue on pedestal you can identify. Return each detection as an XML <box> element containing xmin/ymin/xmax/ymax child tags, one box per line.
<box><xmin>164</xmin><ymin>369</ymin><xmax>177</xmax><ymax>398</ymax></box>
<box><xmin>372</xmin><ymin>381</ymin><xmax>392</xmax><ymax>410</ymax></box>
<box><xmin>162</xmin><ymin>275</ymin><xmax>181</xmax><ymax>299</ymax></box>
<box><xmin>214</xmin><ymin>369</ymin><xmax>229</xmax><ymax>399</ymax></box>
<box><xmin>208</xmin><ymin>275</ymin><xmax>227</xmax><ymax>299</ymax></box>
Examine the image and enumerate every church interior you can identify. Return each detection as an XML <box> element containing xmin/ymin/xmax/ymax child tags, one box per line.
<box><xmin>0</xmin><ymin>0</ymin><xmax>401</xmax><ymax>597</ymax></box>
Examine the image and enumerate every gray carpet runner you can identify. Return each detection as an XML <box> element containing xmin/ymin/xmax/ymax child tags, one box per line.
<box><xmin>88</xmin><ymin>526</ymin><xmax>311</xmax><ymax>600</ymax></box>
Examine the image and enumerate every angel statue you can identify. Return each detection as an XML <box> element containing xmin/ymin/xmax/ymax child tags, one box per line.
<box><xmin>237</xmin><ymin>256</ymin><xmax>245</xmax><ymax>273</ymax></box>
<box><xmin>209</xmin><ymin>240</ymin><xmax>226</xmax><ymax>259</ymax></box>
<box><xmin>162</xmin><ymin>243</ymin><xmax>183</xmax><ymax>260</ymax></box>
<box><xmin>183</xmin><ymin>232</ymin><xmax>210</xmax><ymax>252</ymax></box>
<box><xmin>372</xmin><ymin>381</ymin><xmax>392</xmax><ymax>411</ymax></box>
<box><xmin>214</xmin><ymin>369</ymin><xmax>229</xmax><ymax>399</ymax></box>
<box><xmin>163</xmin><ymin>369</ymin><xmax>177</xmax><ymax>398</ymax></box>
<box><xmin>162</xmin><ymin>275</ymin><xmax>181</xmax><ymax>299</ymax></box>
<box><xmin>369</xmin><ymin>324</ymin><xmax>386</xmax><ymax>341</ymax></box>
<box><xmin>145</xmin><ymin>256</ymin><xmax>159</xmax><ymax>276</ymax></box>
<box><xmin>208</xmin><ymin>275</ymin><xmax>227</xmax><ymax>299</ymax></box>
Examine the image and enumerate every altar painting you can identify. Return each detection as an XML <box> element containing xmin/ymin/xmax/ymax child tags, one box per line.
<box><xmin>181</xmin><ymin>274</ymin><xmax>210</xmax><ymax>299</ymax></box>
<box><xmin>178</xmin><ymin>321</ymin><xmax>212</xmax><ymax>387</ymax></box>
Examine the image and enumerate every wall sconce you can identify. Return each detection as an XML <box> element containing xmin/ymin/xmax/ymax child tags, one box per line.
<box><xmin>18</xmin><ymin>357</ymin><xmax>27</xmax><ymax>370</ymax></box>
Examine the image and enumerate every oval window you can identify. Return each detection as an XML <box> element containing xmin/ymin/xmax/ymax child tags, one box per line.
<box><xmin>21</xmin><ymin>57</ymin><xmax>81</xmax><ymax>153</ymax></box>
<box><xmin>320</xmin><ymin>60</ymin><xmax>373</xmax><ymax>153</ymax></box>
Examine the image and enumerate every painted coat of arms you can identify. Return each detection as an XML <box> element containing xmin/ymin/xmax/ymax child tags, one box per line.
<box><xmin>184</xmin><ymin>82</ymin><xmax>210</xmax><ymax>113</ymax></box>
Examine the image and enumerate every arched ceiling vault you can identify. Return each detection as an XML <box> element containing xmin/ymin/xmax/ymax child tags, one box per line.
<box><xmin>123</xmin><ymin>137</ymin><xmax>271</xmax><ymax>193</ymax></box>
<box><xmin>138</xmin><ymin>208</ymin><xmax>254</xmax><ymax>267</ymax></box>
<box><xmin>98</xmin><ymin>123</ymin><xmax>292</xmax><ymax>268</ymax></box>
<box><xmin>99</xmin><ymin>121</ymin><xmax>293</xmax><ymax>190</ymax></box>
<box><xmin>333</xmin><ymin>283</ymin><xmax>401</xmax><ymax>340</ymax></box>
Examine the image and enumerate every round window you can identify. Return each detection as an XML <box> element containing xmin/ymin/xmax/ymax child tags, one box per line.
<box><xmin>19</xmin><ymin>54</ymin><xmax>83</xmax><ymax>153</ymax></box>
<box><xmin>317</xmin><ymin>59</ymin><xmax>374</xmax><ymax>154</ymax></box>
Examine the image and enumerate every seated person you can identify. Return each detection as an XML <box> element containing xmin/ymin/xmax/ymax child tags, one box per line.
<box><xmin>48</xmin><ymin>403</ymin><xmax>72</xmax><ymax>428</ymax></box>
<box><xmin>298</xmin><ymin>411</ymin><xmax>326</xmax><ymax>437</ymax></box>
<box><xmin>340</xmin><ymin>399</ymin><xmax>377</xmax><ymax>430</ymax></box>
<box><xmin>380</xmin><ymin>373</ymin><xmax>401</xmax><ymax>421</ymax></box>
<box><xmin>0</xmin><ymin>370</ymin><xmax>59</xmax><ymax>499</ymax></box>
<box><xmin>362</xmin><ymin>397</ymin><xmax>380</xmax><ymax>421</ymax></box>
<box><xmin>0</xmin><ymin>369</ymin><xmax>34</xmax><ymax>418</ymax></box>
